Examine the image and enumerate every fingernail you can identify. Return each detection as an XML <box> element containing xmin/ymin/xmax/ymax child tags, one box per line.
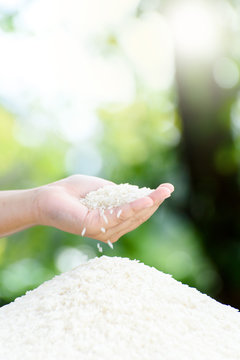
<box><xmin>160</xmin><ymin>184</ymin><xmax>174</xmax><ymax>193</ymax></box>
<box><xmin>162</xmin><ymin>188</ymin><xmax>171</xmax><ymax>199</ymax></box>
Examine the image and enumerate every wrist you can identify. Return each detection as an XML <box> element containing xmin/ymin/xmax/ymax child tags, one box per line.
<box><xmin>32</xmin><ymin>184</ymin><xmax>64</xmax><ymax>226</ymax></box>
<box><xmin>31</xmin><ymin>186</ymin><xmax>48</xmax><ymax>226</ymax></box>
<box><xmin>0</xmin><ymin>188</ymin><xmax>43</xmax><ymax>238</ymax></box>
<box><xmin>21</xmin><ymin>188</ymin><xmax>42</xmax><ymax>226</ymax></box>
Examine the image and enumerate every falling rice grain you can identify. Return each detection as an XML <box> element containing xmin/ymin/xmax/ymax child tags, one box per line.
<box><xmin>109</xmin><ymin>209</ymin><xmax>113</xmax><ymax>214</ymax></box>
<box><xmin>97</xmin><ymin>243</ymin><xmax>103</xmax><ymax>253</ymax></box>
<box><xmin>117</xmin><ymin>209</ymin><xmax>122</xmax><ymax>219</ymax></box>
<box><xmin>102</xmin><ymin>214</ymin><xmax>108</xmax><ymax>224</ymax></box>
<box><xmin>81</xmin><ymin>227</ymin><xmax>86</xmax><ymax>236</ymax></box>
<box><xmin>107</xmin><ymin>240</ymin><xmax>113</xmax><ymax>249</ymax></box>
<box><xmin>101</xmin><ymin>227</ymin><xmax>106</xmax><ymax>233</ymax></box>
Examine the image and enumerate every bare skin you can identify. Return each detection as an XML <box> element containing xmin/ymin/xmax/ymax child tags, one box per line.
<box><xmin>0</xmin><ymin>175</ymin><xmax>174</xmax><ymax>243</ymax></box>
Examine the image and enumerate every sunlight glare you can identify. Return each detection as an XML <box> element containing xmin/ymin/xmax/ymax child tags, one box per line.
<box><xmin>168</xmin><ymin>1</ymin><xmax>219</xmax><ymax>60</ymax></box>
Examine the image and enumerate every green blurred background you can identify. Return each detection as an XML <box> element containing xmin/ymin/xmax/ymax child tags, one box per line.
<box><xmin>0</xmin><ymin>0</ymin><xmax>240</xmax><ymax>308</ymax></box>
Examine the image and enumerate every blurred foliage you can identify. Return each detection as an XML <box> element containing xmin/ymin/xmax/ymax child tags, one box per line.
<box><xmin>98</xmin><ymin>95</ymin><xmax>180</xmax><ymax>183</ymax></box>
<box><xmin>0</xmin><ymin>13</ymin><xmax>16</xmax><ymax>32</ymax></box>
<box><xmin>0</xmin><ymin>96</ymin><xmax>219</xmax><ymax>306</ymax></box>
<box><xmin>0</xmin><ymin>106</ymin><xmax>68</xmax><ymax>189</ymax></box>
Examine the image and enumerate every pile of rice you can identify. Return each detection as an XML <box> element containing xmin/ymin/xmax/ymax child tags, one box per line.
<box><xmin>0</xmin><ymin>256</ymin><xmax>239</xmax><ymax>360</ymax></box>
<box><xmin>79</xmin><ymin>184</ymin><xmax>154</xmax><ymax>211</ymax></box>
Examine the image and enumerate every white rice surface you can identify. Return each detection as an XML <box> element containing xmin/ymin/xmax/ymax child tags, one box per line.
<box><xmin>0</xmin><ymin>256</ymin><xmax>240</xmax><ymax>360</ymax></box>
<box><xmin>79</xmin><ymin>183</ymin><xmax>153</xmax><ymax>210</ymax></box>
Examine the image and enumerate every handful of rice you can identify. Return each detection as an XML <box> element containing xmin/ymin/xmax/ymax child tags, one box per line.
<box><xmin>0</xmin><ymin>256</ymin><xmax>240</xmax><ymax>360</ymax></box>
<box><xmin>79</xmin><ymin>183</ymin><xmax>154</xmax><ymax>211</ymax></box>
<box><xmin>79</xmin><ymin>184</ymin><xmax>154</xmax><ymax>250</ymax></box>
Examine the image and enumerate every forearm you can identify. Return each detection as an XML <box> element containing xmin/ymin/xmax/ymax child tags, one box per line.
<box><xmin>0</xmin><ymin>189</ymin><xmax>39</xmax><ymax>237</ymax></box>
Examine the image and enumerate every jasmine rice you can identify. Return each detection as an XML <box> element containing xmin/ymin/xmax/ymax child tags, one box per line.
<box><xmin>0</xmin><ymin>256</ymin><xmax>240</xmax><ymax>360</ymax></box>
<box><xmin>79</xmin><ymin>183</ymin><xmax>153</xmax><ymax>211</ymax></box>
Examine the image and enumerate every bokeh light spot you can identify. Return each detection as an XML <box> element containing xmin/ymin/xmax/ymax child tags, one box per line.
<box><xmin>55</xmin><ymin>246</ymin><xmax>95</xmax><ymax>273</ymax></box>
<box><xmin>213</xmin><ymin>57</ymin><xmax>239</xmax><ymax>89</ymax></box>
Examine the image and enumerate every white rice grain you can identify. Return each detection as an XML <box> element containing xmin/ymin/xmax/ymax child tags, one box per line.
<box><xmin>102</xmin><ymin>214</ymin><xmax>108</xmax><ymax>224</ymax></box>
<box><xmin>97</xmin><ymin>243</ymin><xmax>103</xmax><ymax>253</ymax></box>
<box><xmin>107</xmin><ymin>240</ymin><xmax>113</xmax><ymax>249</ymax></box>
<box><xmin>100</xmin><ymin>227</ymin><xmax>106</xmax><ymax>233</ymax></box>
<box><xmin>117</xmin><ymin>209</ymin><xmax>122</xmax><ymax>219</ymax></box>
<box><xmin>81</xmin><ymin>227</ymin><xmax>86</xmax><ymax>236</ymax></box>
<box><xmin>1</xmin><ymin>256</ymin><xmax>240</xmax><ymax>360</ymax></box>
<box><xmin>79</xmin><ymin>183</ymin><xmax>153</xmax><ymax>211</ymax></box>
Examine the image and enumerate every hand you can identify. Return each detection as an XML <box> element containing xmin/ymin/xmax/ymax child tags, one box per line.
<box><xmin>35</xmin><ymin>175</ymin><xmax>174</xmax><ymax>243</ymax></box>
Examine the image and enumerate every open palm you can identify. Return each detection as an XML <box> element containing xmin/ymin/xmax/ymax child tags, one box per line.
<box><xmin>36</xmin><ymin>175</ymin><xmax>174</xmax><ymax>243</ymax></box>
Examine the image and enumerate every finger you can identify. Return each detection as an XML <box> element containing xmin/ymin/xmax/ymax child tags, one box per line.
<box><xmin>128</xmin><ymin>196</ymin><xmax>154</xmax><ymax>212</ymax></box>
<box><xmin>96</xmin><ymin>190</ymin><xmax>163</xmax><ymax>233</ymax></box>
<box><xmin>86</xmin><ymin>186</ymin><xmax>173</xmax><ymax>240</ymax></box>
<box><xmin>109</xmin><ymin>196</ymin><xmax>153</xmax><ymax>224</ymax></box>
<box><xmin>103</xmin><ymin>203</ymin><xmax>158</xmax><ymax>243</ymax></box>
<box><xmin>101</xmin><ymin>183</ymin><xmax>173</xmax><ymax>224</ymax></box>
<box><xmin>105</xmin><ymin>186</ymin><xmax>174</xmax><ymax>240</ymax></box>
<box><xmin>159</xmin><ymin>183</ymin><xmax>174</xmax><ymax>193</ymax></box>
<box><xmin>148</xmin><ymin>186</ymin><xmax>172</xmax><ymax>204</ymax></box>
<box><xmin>106</xmin><ymin>212</ymin><xmax>151</xmax><ymax>243</ymax></box>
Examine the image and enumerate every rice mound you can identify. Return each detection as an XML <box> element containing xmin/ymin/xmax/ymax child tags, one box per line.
<box><xmin>79</xmin><ymin>183</ymin><xmax>153</xmax><ymax>210</ymax></box>
<box><xmin>0</xmin><ymin>256</ymin><xmax>240</xmax><ymax>360</ymax></box>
